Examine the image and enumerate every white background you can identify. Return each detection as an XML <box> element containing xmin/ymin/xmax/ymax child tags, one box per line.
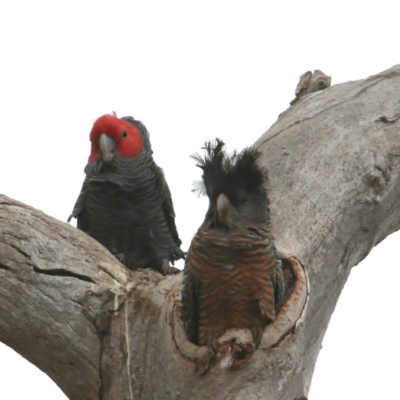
<box><xmin>0</xmin><ymin>1</ymin><xmax>399</xmax><ymax>399</ymax></box>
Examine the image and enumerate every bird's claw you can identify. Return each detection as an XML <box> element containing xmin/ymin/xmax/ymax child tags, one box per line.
<box><xmin>161</xmin><ymin>260</ymin><xmax>180</xmax><ymax>275</ymax></box>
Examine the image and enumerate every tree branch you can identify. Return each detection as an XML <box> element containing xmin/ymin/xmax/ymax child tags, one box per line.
<box><xmin>1</xmin><ymin>64</ymin><xmax>400</xmax><ymax>399</ymax></box>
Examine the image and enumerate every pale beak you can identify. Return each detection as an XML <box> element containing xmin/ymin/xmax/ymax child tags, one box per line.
<box><xmin>99</xmin><ymin>133</ymin><xmax>116</xmax><ymax>163</ymax></box>
<box><xmin>216</xmin><ymin>193</ymin><xmax>232</xmax><ymax>226</ymax></box>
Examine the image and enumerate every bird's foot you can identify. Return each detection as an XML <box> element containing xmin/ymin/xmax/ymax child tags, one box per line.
<box><xmin>169</xmin><ymin>246</ymin><xmax>187</xmax><ymax>264</ymax></box>
<box><xmin>161</xmin><ymin>260</ymin><xmax>180</xmax><ymax>275</ymax></box>
<box><xmin>213</xmin><ymin>329</ymin><xmax>259</xmax><ymax>369</ymax></box>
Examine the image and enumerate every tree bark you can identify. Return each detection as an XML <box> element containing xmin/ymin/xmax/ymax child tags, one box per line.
<box><xmin>1</xmin><ymin>64</ymin><xmax>400</xmax><ymax>399</ymax></box>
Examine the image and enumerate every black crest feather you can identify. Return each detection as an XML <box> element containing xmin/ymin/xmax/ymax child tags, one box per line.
<box><xmin>191</xmin><ymin>138</ymin><xmax>268</xmax><ymax>201</ymax></box>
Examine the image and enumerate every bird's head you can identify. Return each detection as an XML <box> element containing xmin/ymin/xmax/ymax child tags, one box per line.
<box><xmin>88</xmin><ymin>112</ymin><xmax>150</xmax><ymax>164</ymax></box>
<box><xmin>192</xmin><ymin>139</ymin><xmax>270</xmax><ymax>229</ymax></box>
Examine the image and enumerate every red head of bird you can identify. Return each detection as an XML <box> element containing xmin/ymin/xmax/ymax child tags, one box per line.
<box><xmin>88</xmin><ymin>113</ymin><xmax>144</xmax><ymax>163</ymax></box>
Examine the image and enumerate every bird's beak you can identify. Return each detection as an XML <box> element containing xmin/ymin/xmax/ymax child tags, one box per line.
<box><xmin>99</xmin><ymin>133</ymin><xmax>116</xmax><ymax>163</ymax></box>
<box><xmin>216</xmin><ymin>193</ymin><xmax>232</xmax><ymax>226</ymax></box>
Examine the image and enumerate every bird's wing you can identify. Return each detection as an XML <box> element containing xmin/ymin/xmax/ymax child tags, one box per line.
<box><xmin>68</xmin><ymin>178</ymin><xmax>90</xmax><ymax>232</ymax></box>
<box><xmin>153</xmin><ymin>165</ymin><xmax>182</xmax><ymax>247</ymax></box>
<box><xmin>271</xmin><ymin>245</ymin><xmax>285</xmax><ymax>312</ymax></box>
<box><xmin>181</xmin><ymin>255</ymin><xmax>199</xmax><ymax>344</ymax></box>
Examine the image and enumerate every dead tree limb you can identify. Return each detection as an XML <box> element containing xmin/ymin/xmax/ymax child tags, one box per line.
<box><xmin>1</xmin><ymin>64</ymin><xmax>400</xmax><ymax>400</ymax></box>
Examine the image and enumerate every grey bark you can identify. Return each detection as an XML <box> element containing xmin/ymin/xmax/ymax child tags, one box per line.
<box><xmin>1</xmin><ymin>64</ymin><xmax>400</xmax><ymax>399</ymax></box>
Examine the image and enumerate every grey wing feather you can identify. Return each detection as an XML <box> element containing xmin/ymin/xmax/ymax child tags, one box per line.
<box><xmin>181</xmin><ymin>256</ymin><xmax>199</xmax><ymax>344</ymax></box>
<box><xmin>153</xmin><ymin>165</ymin><xmax>182</xmax><ymax>247</ymax></box>
<box><xmin>271</xmin><ymin>245</ymin><xmax>285</xmax><ymax>312</ymax></box>
<box><xmin>163</xmin><ymin>184</ymin><xmax>182</xmax><ymax>247</ymax></box>
<box><xmin>68</xmin><ymin>179</ymin><xmax>89</xmax><ymax>232</ymax></box>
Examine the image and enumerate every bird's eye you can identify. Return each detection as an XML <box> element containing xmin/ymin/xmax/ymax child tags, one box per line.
<box><xmin>122</xmin><ymin>130</ymin><xmax>128</xmax><ymax>138</ymax></box>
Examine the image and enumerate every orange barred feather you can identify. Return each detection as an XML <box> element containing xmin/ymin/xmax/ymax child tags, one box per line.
<box><xmin>182</xmin><ymin>139</ymin><xmax>285</xmax><ymax>351</ymax></box>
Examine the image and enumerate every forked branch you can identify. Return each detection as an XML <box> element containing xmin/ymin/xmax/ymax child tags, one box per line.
<box><xmin>1</xmin><ymin>65</ymin><xmax>400</xmax><ymax>399</ymax></box>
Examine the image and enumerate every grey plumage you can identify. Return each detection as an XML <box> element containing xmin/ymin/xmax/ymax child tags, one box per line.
<box><xmin>69</xmin><ymin>114</ymin><xmax>185</xmax><ymax>274</ymax></box>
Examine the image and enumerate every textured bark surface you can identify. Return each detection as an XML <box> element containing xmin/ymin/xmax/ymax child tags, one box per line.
<box><xmin>1</xmin><ymin>64</ymin><xmax>400</xmax><ymax>399</ymax></box>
